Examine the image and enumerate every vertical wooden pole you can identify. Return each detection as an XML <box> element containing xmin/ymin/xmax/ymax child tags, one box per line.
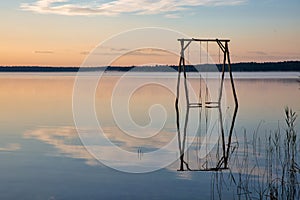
<box><xmin>183</xmin><ymin>47</ymin><xmax>190</xmax><ymax>106</ymax></box>
<box><xmin>226</xmin><ymin>42</ymin><xmax>238</xmax><ymax>107</ymax></box>
<box><xmin>218</xmin><ymin>42</ymin><xmax>227</xmax><ymax>104</ymax></box>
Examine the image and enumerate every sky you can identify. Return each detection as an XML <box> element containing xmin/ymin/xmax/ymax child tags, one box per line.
<box><xmin>0</xmin><ymin>0</ymin><xmax>299</xmax><ymax>66</ymax></box>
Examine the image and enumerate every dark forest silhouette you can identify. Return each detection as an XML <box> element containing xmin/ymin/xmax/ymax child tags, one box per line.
<box><xmin>0</xmin><ymin>61</ymin><xmax>299</xmax><ymax>72</ymax></box>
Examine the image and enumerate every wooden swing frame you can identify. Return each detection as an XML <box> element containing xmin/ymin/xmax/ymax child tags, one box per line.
<box><xmin>175</xmin><ymin>38</ymin><xmax>239</xmax><ymax>171</ymax></box>
<box><xmin>176</xmin><ymin>38</ymin><xmax>238</xmax><ymax>108</ymax></box>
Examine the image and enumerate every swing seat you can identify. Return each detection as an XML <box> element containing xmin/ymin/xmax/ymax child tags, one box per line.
<box><xmin>189</xmin><ymin>103</ymin><xmax>202</xmax><ymax>108</ymax></box>
<box><xmin>205</xmin><ymin>105</ymin><xmax>220</xmax><ymax>108</ymax></box>
<box><xmin>205</xmin><ymin>101</ymin><xmax>219</xmax><ymax>108</ymax></box>
<box><xmin>205</xmin><ymin>101</ymin><xmax>219</xmax><ymax>104</ymax></box>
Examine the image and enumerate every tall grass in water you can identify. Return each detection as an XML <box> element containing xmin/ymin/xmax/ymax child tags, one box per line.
<box><xmin>212</xmin><ymin>107</ymin><xmax>299</xmax><ymax>200</ymax></box>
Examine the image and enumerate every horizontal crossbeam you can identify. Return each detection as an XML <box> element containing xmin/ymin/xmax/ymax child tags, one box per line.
<box><xmin>178</xmin><ymin>38</ymin><xmax>230</xmax><ymax>42</ymax></box>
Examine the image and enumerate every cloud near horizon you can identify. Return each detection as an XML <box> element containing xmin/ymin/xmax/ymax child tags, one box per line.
<box><xmin>35</xmin><ymin>50</ymin><xmax>54</xmax><ymax>54</ymax></box>
<box><xmin>20</xmin><ymin>0</ymin><xmax>246</xmax><ymax>17</ymax></box>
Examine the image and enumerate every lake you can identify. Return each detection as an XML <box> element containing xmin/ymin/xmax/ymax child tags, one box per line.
<box><xmin>0</xmin><ymin>72</ymin><xmax>299</xmax><ymax>199</ymax></box>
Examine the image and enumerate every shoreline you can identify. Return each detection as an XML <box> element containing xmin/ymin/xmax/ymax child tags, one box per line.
<box><xmin>0</xmin><ymin>61</ymin><xmax>299</xmax><ymax>73</ymax></box>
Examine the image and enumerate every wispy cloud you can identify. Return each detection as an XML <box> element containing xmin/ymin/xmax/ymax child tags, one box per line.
<box><xmin>23</xmin><ymin>126</ymin><xmax>177</xmax><ymax>167</ymax></box>
<box><xmin>20</xmin><ymin>0</ymin><xmax>246</xmax><ymax>17</ymax></box>
<box><xmin>35</xmin><ymin>50</ymin><xmax>54</xmax><ymax>54</ymax></box>
<box><xmin>248</xmin><ymin>51</ymin><xmax>268</xmax><ymax>56</ymax></box>
<box><xmin>24</xmin><ymin>126</ymin><xmax>99</xmax><ymax>166</ymax></box>
<box><xmin>0</xmin><ymin>143</ymin><xmax>21</xmax><ymax>152</ymax></box>
<box><xmin>128</xmin><ymin>48</ymin><xmax>172</xmax><ymax>57</ymax></box>
<box><xmin>164</xmin><ymin>13</ymin><xmax>181</xmax><ymax>19</ymax></box>
<box><xmin>80</xmin><ymin>51</ymin><xmax>90</xmax><ymax>55</ymax></box>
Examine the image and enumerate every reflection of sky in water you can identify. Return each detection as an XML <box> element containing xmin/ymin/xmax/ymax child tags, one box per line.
<box><xmin>0</xmin><ymin>72</ymin><xmax>299</xmax><ymax>199</ymax></box>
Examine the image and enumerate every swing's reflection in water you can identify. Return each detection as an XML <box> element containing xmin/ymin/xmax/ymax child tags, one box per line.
<box><xmin>174</xmin><ymin>71</ymin><xmax>238</xmax><ymax>171</ymax></box>
<box><xmin>176</xmin><ymin>96</ymin><xmax>238</xmax><ymax>172</ymax></box>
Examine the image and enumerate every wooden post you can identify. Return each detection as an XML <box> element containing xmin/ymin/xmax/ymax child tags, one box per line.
<box><xmin>226</xmin><ymin>42</ymin><xmax>239</xmax><ymax>107</ymax></box>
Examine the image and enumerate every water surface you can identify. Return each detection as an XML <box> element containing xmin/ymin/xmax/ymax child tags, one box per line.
<box><xmin>0</xmin><ymin>72</ymin><xmax>299</xmax><ymax>199</ymax></box>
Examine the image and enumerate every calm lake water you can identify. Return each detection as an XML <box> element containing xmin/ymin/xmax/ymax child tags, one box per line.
<box><xmin>0</xmin><ymin>72</ymin><xmax>299</xmax><ymax>199</ymax></box>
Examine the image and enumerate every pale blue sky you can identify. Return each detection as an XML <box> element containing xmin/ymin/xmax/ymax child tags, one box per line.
<box><xmin>0</xmin><ymin>0</ymin><xmax>299</xmax><ymax>66</ymax></box>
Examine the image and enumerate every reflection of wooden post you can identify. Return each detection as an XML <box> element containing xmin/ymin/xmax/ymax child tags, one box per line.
<box><xmin>218</xmin><ymin>105</ymin><xmax>226</xmax><ymax>168</ymax></box>
<box><xmin>216</xmin><ymin>104</ymin><xmax>238</xmax><ymax>169</ymax></box>
<box><xmin>224</xmin><ymin>105</ymin><xmax>238</xmax><ymax>168</ymax></box>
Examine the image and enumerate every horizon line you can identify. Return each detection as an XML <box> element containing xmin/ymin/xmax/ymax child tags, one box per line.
<box><xmin>0</xmin><ymin>60</ymin><xmax>299</xmax><ymax>68</ymax></box>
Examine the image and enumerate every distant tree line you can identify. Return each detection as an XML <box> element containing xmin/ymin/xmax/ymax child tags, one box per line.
<box><xmin>0</xmin><ymin>61</ymin><xmax>299</xmax><ymax>72</ymax></box>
